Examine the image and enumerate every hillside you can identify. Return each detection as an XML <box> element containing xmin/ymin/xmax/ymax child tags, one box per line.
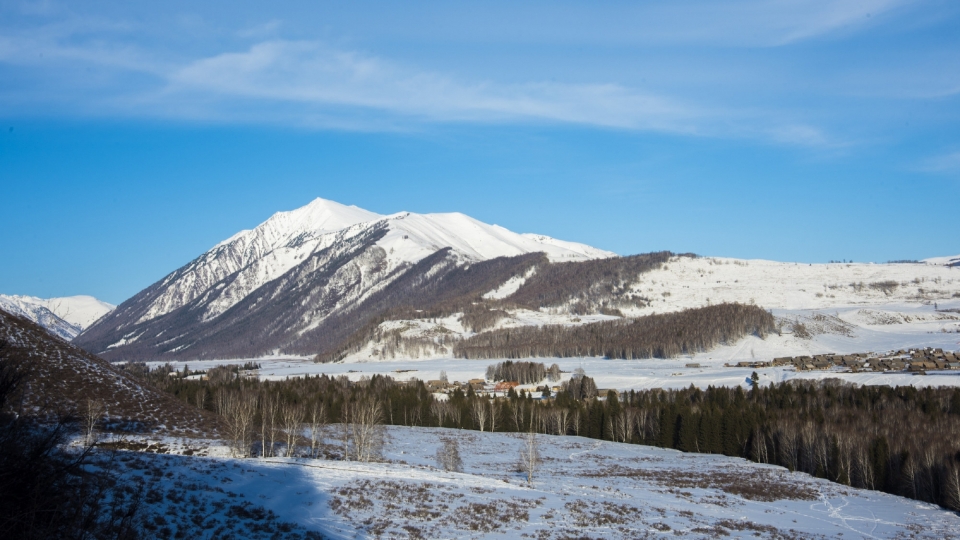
<box><xmin>0</xmin><ymin>308</ymin><xmax>219</xmax><ymax>435</ymax></box>
<box><xmin>0</xmin><ymin>294</ymin><xmax>114</xmax><ymax>340</ymax></box>
<box><xmin>103</xmin><ymin>426</ymin><xmax>960</xmax><ymax>539</ymax></box>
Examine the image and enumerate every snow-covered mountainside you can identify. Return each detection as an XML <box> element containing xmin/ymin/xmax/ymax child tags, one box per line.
<box><xmin>924</xmin><ymin>254</ymin><xmax>960</xmax><ymax>267</ymax></box>
<box><xmin>0</xmin><ymin>294</ymin><xmax>114</xmax><ymax>340</ymax></box>
<box><xmin>76</xmin><ymin>198</ymin><xmax>615</xmax><ymax>361</ymax></box>
<box><xmin>132</xmin><ymin>198</ymin><xmax>611</xmax><ymax>325</ymax></box>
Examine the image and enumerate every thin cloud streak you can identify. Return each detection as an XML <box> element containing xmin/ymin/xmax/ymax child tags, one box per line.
<box><xmin>2</xmin><ymin>0</ymin><xmax>946</xmax><ymax>147</ymax></box>
<box><xmin>918</xmin><ymin>151</ymin><xmax>960</xmax><ymax>174</ymax></box>
<box><xmin>166</xmin><ymin>40</ymin><xmax>704</xmax><ymax>133</ymax></box>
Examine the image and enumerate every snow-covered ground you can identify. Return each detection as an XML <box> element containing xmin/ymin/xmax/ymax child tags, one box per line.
<box><xmin>103</xmin><ymin>426</ymin><xmax>960</xmax><ymax>539</ymax></box>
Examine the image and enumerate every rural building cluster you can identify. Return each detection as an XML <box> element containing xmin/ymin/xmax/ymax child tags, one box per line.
<box><xmin>730</xmin><ymin>347</ymin><xmax>960</xmax><ymax>374</ymax></box>
<box><xmin>424</xmin><ymin>378</ymin><xmax>563</xmax><ymax>399</ymax></box>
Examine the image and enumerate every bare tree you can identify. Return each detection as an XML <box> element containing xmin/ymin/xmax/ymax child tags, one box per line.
<box><xmin>471</xmin><ymin>399</ymin><xmax>489</xmax><ymax>432</ymax></box>
<box><xmin>343</xmin><ymin>399</ymin><xmax>385</xmax><ymax>462</ymax></box>
<box><xmin>518</xmin><ymin>431</ymin><xmax>540</xmax><ymax>484</ymax></box>
<box><xmin>259</xmin><ymin>392</ymin><xmax>280</xmax><ymax>458</ymax></box>
<box><xmin>281</xmin><ymin>402</ymin><xmax>305</xmax><ymax>457</ymax></box>
<box><xmin>430</xmin><ymin>400</ymin><xmax>449</xmax><ymax>426</ymax></box>
<box><xmin>547</xmin><ymin>363</ymin><xmax>561</xmax><ymax>382</ymax></box>
<box><xmin>448</xmin><ymin>402</ymin><xmax>463</xmax><ymax>428</ymax></box>
<box><xmin>80</xmin><ymin>399</ymin><xmax>106</xmax><ymax>447</ymax></box>
<box><xmin>510</xmin><ymin>403</ymin><xmax>524</xmax><ymax>432</ymax></box>
<box><xmin>945</xmin><ymin>463</ymin><xmax>960</xmax><ymax>511</ymax></box>
<box><xmin>268</xmin><ymin>394</ymin><xmax>283</xmax><ymax>458</ymax></box>
<box><xmin>217</xmin><ymin>389</ymin><xmax>256</xmax><ymax>457</ymax></box>
<box><xmin>308</xmin><ymin>402</ymin><xmax>327</xmax><ymax>458</ymax></box>
<box><xmin>751</xmin><ymin>428</ymin><xmax>769</xmax><ymax>464</ymax></box>
<box><xmin>436</xmin><ymin>436</ymin><xmax>463</xmax><ymax>472</ymax></box>
<box><xmin>194</xmin><ymin>389</ymin><xmax>206</xmax><ymax>411</ymax></box>
<box><xmin>439</xmin><ymin>370</ymin><xmax>448</xmax><ymax>383</ymax></box>
<box><xmin>553</xmin><ymin>408</ymin><xmax>570</xmax><ymax>436</ymax></box>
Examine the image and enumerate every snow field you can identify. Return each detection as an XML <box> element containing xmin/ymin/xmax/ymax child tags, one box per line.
<box><xmin>105</xmin><ymin>426</ymin><xmax>960</xmax><ymax>539</ymax></box>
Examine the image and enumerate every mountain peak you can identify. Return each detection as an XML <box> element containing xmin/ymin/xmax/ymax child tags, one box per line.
<box><xmin>258</xmin><ymin>197</ymin><xmax>382</xmax><ymax>240</ymax></box>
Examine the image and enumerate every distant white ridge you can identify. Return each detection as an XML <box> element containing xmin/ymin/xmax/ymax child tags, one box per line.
<box><xmin>0</xmin><ymin>294</ymin><xmax>115</xmax><ymax>340</ymax></box>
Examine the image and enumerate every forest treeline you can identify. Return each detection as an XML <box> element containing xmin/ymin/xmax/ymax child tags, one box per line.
<box><xmin>454</xmin><ymin>303</ymin><xmax>775</xmax><ymax>359</ymax></box>
<box><xmin>132</xmin><ymin>361</ymin><xmax>960</xmax><ymax>512</ymax></box>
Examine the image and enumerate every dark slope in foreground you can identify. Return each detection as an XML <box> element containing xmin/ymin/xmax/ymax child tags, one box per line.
<box><xmin>0</xmin><ymin>309</ymin><xmax>220</xmax><ymax>436</ymax></box>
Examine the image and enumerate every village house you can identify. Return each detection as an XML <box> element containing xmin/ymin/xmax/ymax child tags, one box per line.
<box><xmin>426</xmin><ymin>380</ymin><xmax>451</xmax><ymax>392</ymax></box>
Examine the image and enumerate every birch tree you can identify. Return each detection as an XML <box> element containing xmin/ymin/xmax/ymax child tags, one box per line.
<box><xmin>519</xmin><ymin>431</ymin><xmax>540</xmax><ymax>484</ymax></box>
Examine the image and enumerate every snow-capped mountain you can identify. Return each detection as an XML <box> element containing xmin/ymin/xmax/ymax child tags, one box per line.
<box><xmin>0</xmin><ymin>294</ymin><xmax>115</xmax><ymax>341</ymax></box>
<box><xmin>75</xmin><ymin>196</ymin><xmax>959</xmax><ymax>363</ymax></box>
<box><xmin>76</xmin><ymin>198</ymin><xmax>615</xmax><ymax>360</ymax></box>
<box><xmin>133</xmin><ymin>198</ymin><xmax>612</xmax><ymax>325</ymax></box>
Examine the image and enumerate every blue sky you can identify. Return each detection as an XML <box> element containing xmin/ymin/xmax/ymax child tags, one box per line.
<box><xmin>1</xmin><ymin>0</ymin><xmax>958</xmax><ymax>304</ymax></box>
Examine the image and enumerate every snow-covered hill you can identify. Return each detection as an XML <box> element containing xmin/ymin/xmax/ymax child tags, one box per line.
<box><xmin>104</xmin><ymin>426</ymin><xmax>960</xmax><ymax>539</ymax></box>
<box><xmin>924</xmin><ymin>254</ymin><xmax>960</xmax><ymax>267</ymax></box>
<box><xmin>0</xmin><ymin>294</ymin><xmax>114</xmax><ymax>340</ymax></box>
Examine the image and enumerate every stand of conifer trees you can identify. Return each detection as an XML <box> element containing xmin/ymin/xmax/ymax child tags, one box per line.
<box><xmin>455</xmin><ymin>303</ymin><xmax>775</xmax><ymax>359</ymax></box>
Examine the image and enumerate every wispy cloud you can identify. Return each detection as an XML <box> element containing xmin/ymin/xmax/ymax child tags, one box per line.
<box><xmin>918</xmin><ymin>151</ymin><xmax>960</xmax><ymax>174</ymax></box>
<box><xmin>0</xmin><ymin>0</ymin><xmax>945</xmax><ymax>147</ymax></box>
<box><xmin>237</xmin><ymin>19</ymin><xmax>282</xmax><ymax>39</ymax></box>
<box><xmin>164</xmin><ymin>40</ymin><xmax>702</xmax><ymax>133</ymax></box>
<box><xmin>569</xmin><ymin>0</ymin><xmax>917</xmax><ymax>47</ymax></box>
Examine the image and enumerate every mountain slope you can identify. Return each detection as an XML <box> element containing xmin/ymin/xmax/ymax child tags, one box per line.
<box><xmin>0</xmin><ymin>294</ymin><xmax>115</xmax><ymax>340</ymax></box>
<box><xmin>0</xmin><ymin>308</ymin><xmax>219</xmax><ymax>434</ymax></box>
